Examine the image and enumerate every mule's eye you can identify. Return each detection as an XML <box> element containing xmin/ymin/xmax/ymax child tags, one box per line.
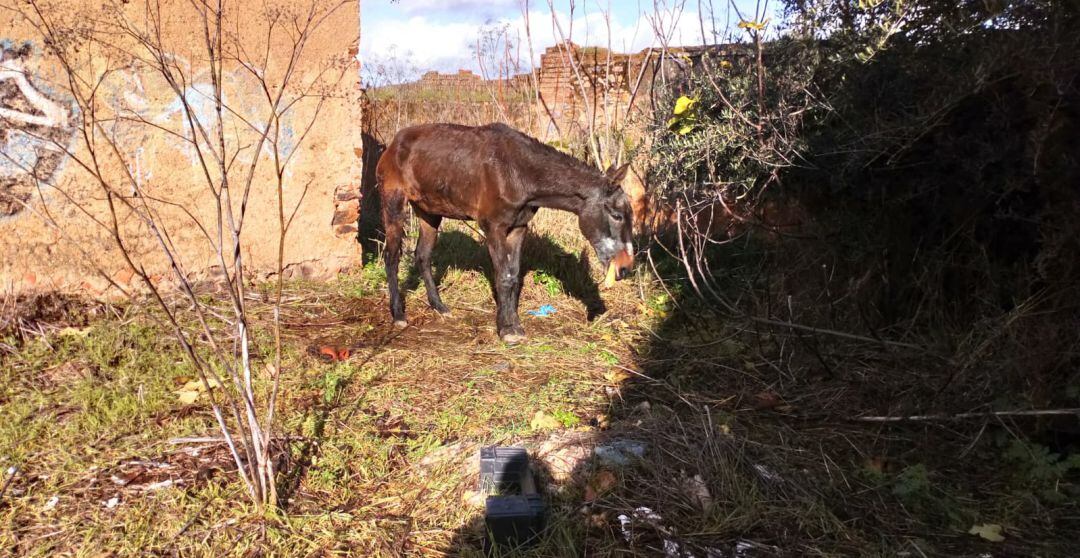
<box><xmin>610</xmin><ymin>212</ymin><xmax>623</xmax><ymax>222</ymax></box>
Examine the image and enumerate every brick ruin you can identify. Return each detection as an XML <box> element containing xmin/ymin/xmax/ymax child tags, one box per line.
<box><xmin>376</xmin><ymin>41</ymin><xmax>746</xmax><ymax>138</ymax></box>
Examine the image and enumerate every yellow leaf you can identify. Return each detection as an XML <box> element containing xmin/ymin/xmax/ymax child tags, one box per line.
<box><xmin>530</xmin><ymin>411</ymin><xmax>561</xmax><ymax>431</ymax></box>
<box><xmin>179</xmin><ymin>377</ymin><xmax>221</xmax><ymax>392</ymax></box>
<box><xmin>968</xmin><ymin>523</ymin><xmax>1005</xmax><ymax>542</ymax></box>
<box><xmin>175</xmin><ymin>390</ymin><xmax>200</xmax><ymax>404</ymax></box>
<box><xmin>737</xmin><ymin>18</ymin><xmax>770</xmax><ymax>31</ymax></box>
<box><xmin>179</xmin><ymin>380</ymin><xmax>203</xmax><ymax>392</ymax></box>
<box><xmin>673</xmin><ymin>95</ymin><xmax>696</xmax><ymax>115</ymax></box>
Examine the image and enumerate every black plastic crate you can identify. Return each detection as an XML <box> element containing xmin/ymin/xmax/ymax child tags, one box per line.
<box><xmin>479</xmin><ymin>446</ymin><xmax>546</xmax><ymax>549</ymax></box>
<box><xmin>485</xmin><ymin>494</ymin><xmax>546</xmax><ymax>547</ymax></box>
<box><xmin>479</xmin><ymin>446</ymin><xmax>533</xmax><ymax>493</ymax></box>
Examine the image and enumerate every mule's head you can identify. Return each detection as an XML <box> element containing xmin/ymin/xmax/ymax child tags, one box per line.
<box><xmin>579</xmin><ymin>163</ymin><xmax>635</xmax><ymax>282</ymax></box>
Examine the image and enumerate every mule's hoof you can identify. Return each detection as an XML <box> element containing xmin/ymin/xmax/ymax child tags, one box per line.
<box><xmin>393</xmin><ymin>320</ymin><xmax>408</xmax><ymax>329</ymax></box>
<box><xmin>501</xmin><ymin>333</ymin><xmax>527</xmax><ymax>344</ymax></box>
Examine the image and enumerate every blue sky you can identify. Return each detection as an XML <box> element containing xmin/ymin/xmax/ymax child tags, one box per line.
<box><xmin>360</xmin><ymin>0</ymin><xmax>775</xmax><ymax>78</ymax></box>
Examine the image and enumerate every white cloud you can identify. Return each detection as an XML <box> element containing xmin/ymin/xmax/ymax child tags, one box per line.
<box><xmin>361</xmin><ymin>15</ymin><xmax>479</xmax><ymax>72</ymax></box>
<box><xmin>394</xmin><ymin>0</ymin><xmax>517</xmax><ymax>15</ymax></box>
<box><xmin>360</xmin><ymin>5</ymin><xmax>723</xmax><ymax>79</ymax></box>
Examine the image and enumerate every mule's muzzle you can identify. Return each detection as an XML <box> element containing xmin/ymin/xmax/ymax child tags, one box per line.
<box><xmin>612</xmin><ymin>249</ymin><xmax>634</xmax><ymax>282</ymax></box>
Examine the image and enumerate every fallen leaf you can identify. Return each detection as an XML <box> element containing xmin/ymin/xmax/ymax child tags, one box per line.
<box><xmin>604</xmin><ymin>369</ymin><xmax>631</xmax><ymax>384</ymax></box>
<box><xmin>585</xmin><ymin>469</ymin><xmax>619</xmax><ymax>502</ymax></box>
<box><xmin>969</xmin><ymin>523</ymin><xmax>1005</xmax><ymax>542</ymax></box>
<box><xmin>752</xmin><ymin>391</ymin><xmax>783</xmax><ymax>410</ymax></box>
<box><xmin>530</xmin><ymin>411</ymin><xmax>561</xmax><ymax>431</ymax></box>
<box><xmin>176</xmin><ymin>390</ymin><xmax>200</xmax><ymax>405</ymax></box>
<box><xmin>592</xmin><ymin>413</ymin><xmax>610</xmax><ymax>430</ymax></box>
<box><xmin>178</xmin><ymin>377</ymin><xmax>221</xmax><ymax>393</ymax></box>
<box><xmin>866</xmin><ymin>457</ymin><xmax>887</xmax><ymax>474</ymax></box>
<box><xmin>317</xmin><ymin>345</ymin><xmax>338</xmax><ymax>361</ymax></box>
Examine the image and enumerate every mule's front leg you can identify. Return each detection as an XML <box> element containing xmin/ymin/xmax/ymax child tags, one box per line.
<box><xmin>485</xmin><ymin>226</ymin><xmax>527</xmax><ymax>343</ymax></box>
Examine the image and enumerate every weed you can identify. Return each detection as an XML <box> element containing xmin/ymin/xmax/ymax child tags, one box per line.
<box><xmin>1002</xmin><ymin>439</ymin><xmax>1080</xmax><ymax>504</ymax></box>
<box><xmin>551</xmin><ymin>409</ymin><xmax>581</xmax><ymax>428</ymax></box>
<box><xmin>891</xmin><ymin>463</ymin><xmax>932</xmax><ymax>504</ymax></box>
<box><xmin>598</xmin><ymin>349</ymin><xmax>618</xmax><ymax>366</ymax></box>
<box><xmin>532</xmin><ymin>269</ymin><xmax>563</xmax><ymax>297</ymax></box>
<box><xmin>890</xmin><ymin>463</ymin><xmax>970</xmax><ymax>527</ymax></box>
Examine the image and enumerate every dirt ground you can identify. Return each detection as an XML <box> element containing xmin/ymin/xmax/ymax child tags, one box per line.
<box><xmin>2</xmin><ymin>221</ymin><xmax>1078</xmax><ymax>556</ymax></box>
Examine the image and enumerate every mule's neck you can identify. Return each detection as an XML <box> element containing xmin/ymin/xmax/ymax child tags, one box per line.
<box><xmin>526</xmin><ymin>166</ymin><xmax>605</xmax><ymax>215</ymax></box>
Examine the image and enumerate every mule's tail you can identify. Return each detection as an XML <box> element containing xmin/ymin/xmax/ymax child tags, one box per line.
<box><xmin>375</xmin><ymin>142</ymin><xmax>409</xmax><ymax>327</ymax></box>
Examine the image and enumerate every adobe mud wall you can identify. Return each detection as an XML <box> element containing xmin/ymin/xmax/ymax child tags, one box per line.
<box><xmin>0</xmin><ymin>0</ymin><xmax>363</xmax><ymax>296</ymax></box>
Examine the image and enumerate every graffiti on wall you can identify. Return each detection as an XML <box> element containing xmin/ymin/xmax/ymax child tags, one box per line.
<box><xmin>0</xmin><ymin>42</ymin><xmax>76</xmax><ymax>218</ymax></box>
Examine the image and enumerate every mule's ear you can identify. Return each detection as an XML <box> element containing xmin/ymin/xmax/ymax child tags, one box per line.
<box><xmin>605</xmin><ymin>163</ymin><xmax>631</xmax><ymax>187</ymax></box>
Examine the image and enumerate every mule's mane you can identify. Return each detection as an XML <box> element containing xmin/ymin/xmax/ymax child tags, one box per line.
<box><xmin>483</xmin><ymin>123</ymin><xmax>608</xmax><ymax>186</ymax></box>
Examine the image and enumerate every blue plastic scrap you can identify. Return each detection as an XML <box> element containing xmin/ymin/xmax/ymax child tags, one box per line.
<box><xmin>526</xmin><ymin>305</ymin><xmax>557</xmax><ymax>317</ymax></box>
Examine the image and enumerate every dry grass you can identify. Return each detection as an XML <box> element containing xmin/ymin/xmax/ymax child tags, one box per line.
<box><xmin>0</xmin><ymin>222</ymin><xmax>645</xmax><ymax>556</ymax></box>
<box><xmin>2</xmin><ymin>219</ymin><xmax>1078</xmax><ymax>556</ymax></box>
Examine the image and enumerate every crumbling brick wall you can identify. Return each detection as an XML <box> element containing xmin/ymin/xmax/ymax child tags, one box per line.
<box><xmin>0</xmin><ymin>0</ymin><xmax>363</xmax><ymax>295</ymax></box>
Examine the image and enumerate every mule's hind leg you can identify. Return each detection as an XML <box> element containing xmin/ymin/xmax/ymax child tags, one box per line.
<box><xmin>381</xmin><ymin>188</ymin><xmax>408</xmax><ymax>328</ymax></box>
<box><xmin>411</xmin><ymin>205</ymin><xmax>450</xmax><ymax>315</ymax></box>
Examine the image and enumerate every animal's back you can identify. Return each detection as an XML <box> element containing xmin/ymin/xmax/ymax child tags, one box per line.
<box><xmin>377</xmin><ymin>123</ymin><xmax>526</xmax><ymax>220</ymax></box>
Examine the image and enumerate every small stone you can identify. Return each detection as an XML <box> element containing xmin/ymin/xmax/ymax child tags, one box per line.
<box><xmin>594</xmin><ymin>440</ymin><xmax>646</xmax><ymax>467</ymax></box>
<box><xmin>536</xmin><ymin>431</ymin><xmax>593</xmax><ymax>482</ymax></box>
